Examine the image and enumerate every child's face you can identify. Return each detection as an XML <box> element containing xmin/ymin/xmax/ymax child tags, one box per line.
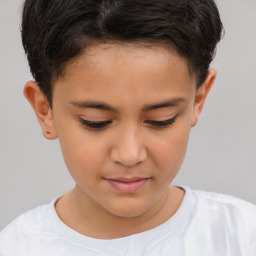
<box><xmin>25</xmin><ymin>43</ymin><xmax>215</xmax><ymax>218</ymax></box>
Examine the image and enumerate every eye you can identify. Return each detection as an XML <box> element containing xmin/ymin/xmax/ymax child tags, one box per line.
<box><xmin>79</xmin><ymin>119</ymin><xmax>112</xmax><ymax>130</ymax></box>
<box><xmin>79</xmin><ymin>114</ymin><xmax>178</xmax><ymax>131</ymax></box>
<box><xmin>145</xmin><ymin>115</ymin><xmax>178</xmax><ymax>129</ymax></box>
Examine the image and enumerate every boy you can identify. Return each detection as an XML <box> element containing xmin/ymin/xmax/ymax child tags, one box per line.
<box><xmin>0</xmin><ymin>0</ymin><xmax>255</xmax><ymax>255</ymax></box>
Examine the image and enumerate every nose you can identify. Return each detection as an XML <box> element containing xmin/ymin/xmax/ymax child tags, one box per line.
<box><xmin>110</xmin><ymin>126</ymin><xmax>147</xmax><ymax>167</ymax></box>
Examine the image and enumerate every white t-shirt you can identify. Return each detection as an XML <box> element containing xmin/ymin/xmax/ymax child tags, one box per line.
<box><xmin>0</xmin><ymin>186</ymin><xmax>255</xmax><ymax>256</ymax></box>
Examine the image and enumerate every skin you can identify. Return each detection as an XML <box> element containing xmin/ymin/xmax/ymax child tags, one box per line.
<box><xmin>24</xmin><ymin>43</ymin><xmax>216</xmax><ymax>239</ymax></box>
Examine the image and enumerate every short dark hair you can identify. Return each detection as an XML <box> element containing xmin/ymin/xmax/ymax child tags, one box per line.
<box><xmin>21</xmin><ymin>0</ymin><xmax>223</xmax><ymax>106</ymax></box>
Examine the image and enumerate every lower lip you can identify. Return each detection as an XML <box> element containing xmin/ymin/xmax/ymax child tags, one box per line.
<box><xmin>105</xmin><ymin>178</ymin><xmax>149</xmax><ymax>194</ymax></box>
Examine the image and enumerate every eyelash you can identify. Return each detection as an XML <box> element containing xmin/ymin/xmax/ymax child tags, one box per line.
<box><xmin>144</xmin><ymin>115</ymin><xmax>178</xmax><ymax>127</ymax></box>
<box><xmin>79</xmin><ymin>115</ymin><xmax>178</xmax><ymax>131</ymax></box>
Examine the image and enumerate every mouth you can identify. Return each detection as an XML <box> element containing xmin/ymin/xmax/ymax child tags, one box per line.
<box><xmin>103</xmin><ymin>177</ymin><xmax>151</xmax><ymax>194</ymax></box>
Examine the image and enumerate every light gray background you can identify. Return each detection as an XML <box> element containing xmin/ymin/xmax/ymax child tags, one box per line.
<box><xmin>0</xmin><ymin>0</ymin><xmax>255</xmax><ymax>230</ymax></box>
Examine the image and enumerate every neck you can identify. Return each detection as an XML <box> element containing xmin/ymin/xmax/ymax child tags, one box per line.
<box><xmin>55</xmin><ymin>185</ymin><xmax>184</xmax><ymax>239</ymax></box>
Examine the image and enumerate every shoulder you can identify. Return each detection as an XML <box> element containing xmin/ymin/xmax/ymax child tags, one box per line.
<box><xmin>191</xmin><ymin>188</ymin><xmax>256</xmax><ymax>225</ymax></box>
<box><xmin>1</xmin><ymin>200</ymin><xmax>54</xmax><ymax>234</ymax></box>
<box><xmin>187</xmin><ymin>188</ymin><xmax>256</xmax><ymax>254</ymax></box>
<box><xmin>0</xmin><ymin>199</ymin><xmax>57</xmax><ymax>255</ymax></box>
<box><xmin>192</xmin><ymin>188</ymin><xmax>256</xmax><ymax>217</ymax></box>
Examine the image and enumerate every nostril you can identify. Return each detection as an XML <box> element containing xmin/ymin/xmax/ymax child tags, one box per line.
<box><xmin>110</xmin><ymin>146</ymin><xmax>147</xmax><ymax>167</ymax></box>
<box><xmin>121</xmin><ymin>160</ymin><xmax>142</xmax><ymax>168</ymax></box>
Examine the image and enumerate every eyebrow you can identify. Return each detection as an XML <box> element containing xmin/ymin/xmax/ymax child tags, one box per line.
<box><xmin>142</xmin><ymin>97</ymin><xmax>186</xmax><ymax>111</ymax></box>
<box><xmin>70</xmin><ymin>97</ymin><xmax>186</xmax><ymax>113</ymax></box>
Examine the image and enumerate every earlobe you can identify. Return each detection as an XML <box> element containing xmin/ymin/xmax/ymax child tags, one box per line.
<box><xmin>23</xmin><ymin>81</ymin><xmax>58</xmax><ymax>140</ymax></box>
<box><xmin>191</xmin><ymin>69</ymin><xmax>217</xmax><ymax>127</ymax></box>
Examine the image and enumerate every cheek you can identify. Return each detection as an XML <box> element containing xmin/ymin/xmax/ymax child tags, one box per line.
<box><xmin>60</xmin><ymin>140</ymin><xmax>105</xmax><ymax>193</ymax></box>
<box><xmin>57</xmin><ymin>123</ymin><xmax>105</xmax><ymax>181</ymax></box>
<box><xmin>152</xmin><ymin>121</ymin><xmax>191</xmax><ymax>174</ymax></box>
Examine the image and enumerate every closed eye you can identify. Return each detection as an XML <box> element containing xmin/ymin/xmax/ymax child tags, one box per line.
<box><xmin>79</xmin><ymin>119</ymin><xmax>112</xmax><ymax>130</ymax></box>
<box><xmin>144</xmin><ymin>114</ymin><xmax>178</xmax><ymax>128</ymax></box>
<box><xmin>79</xmin><ymin>114</ymin><xmax>178</xmax><ymax>131</ymax></box>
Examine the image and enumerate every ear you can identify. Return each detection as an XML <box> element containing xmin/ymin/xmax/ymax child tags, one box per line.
<box><xmin>23</xmin><ymin>81</ymin><xmax>58</xmax><ymax>140</ymax></box>
<box><xmin>191</xmin><ymin>69</ymin><xmax>217</xmax><ymax>127</ymax></box>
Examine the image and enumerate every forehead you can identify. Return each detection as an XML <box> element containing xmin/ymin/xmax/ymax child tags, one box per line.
<box><xmin>53</xmin><ymin>43</ymin><xmax>197</xmax><ymax>109</ymax></box>
<box><xmin>64</xmin><ymin>42</ymin><xmax>192</xmax><ymax>78</ymax></box>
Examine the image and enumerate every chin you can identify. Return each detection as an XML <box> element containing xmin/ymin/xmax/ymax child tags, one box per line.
<box><xmin>103</xmin><ymin>200</ymin><xmax>153</xmax><ymax>218</ymax></box>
